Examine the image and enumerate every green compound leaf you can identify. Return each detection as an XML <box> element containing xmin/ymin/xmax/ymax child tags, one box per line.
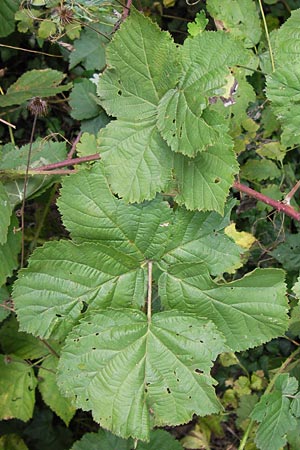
<box><xmin>13</xmin><ymin>240</ymin><xmax>147</xmax><ymax>340</ymax></box>
<box><xmin>157</xmin><ymin>32</ymin><xmax>249</xmax><ymax>157</ymax></box>
<box><xmin>173</xmin><ymin>139</ymin><xmax>239</xmax><ymax>214</ymax></box>
<box><xmin>0</xmin><ymin>0</ymin><xmax>18</xmax><ymax>37</ymax></box>
<box><xmin>38</xmin><ymin>354</ymin><xmax>76</xmax><ymax>426</ymax></box>
<box><xmin>0</xmin><ymin>181</ymin><xmax>11</xmax><ymax>245</ymax></box>
<box><xmin>57</xmin><ymin>309</ymin><xmax>225</xmax><ymax>441</ymax></box>
<box><xmin>0</xmin><ymin>217</ymin><xmax>21</xmax><ymax>287</ymax></box>
<box><xmin>251</xmin><ymin>374</ymin><xmax>299</xmax><ymax>450</ymax></box>
<box><xmin>0</xmin><ymin>69</ymin><xmax>72</xmax><ymax>108</ymax></box>
<box><xmin>97</xmin><ymin>8</ymin><xmax>180</xmax><ymax>121</ymax></box>
<box><xmin>206</xmin><ymin>0</ymin><xmax>261</xmax><ymax>48</ymax></box>
<box><xmin>159</xmin><ymin>265</ymin><xmax>288</xmax><ymax>351</ymax></box>
<box><xmin>0</xmin><ymin>354</ymin><xmax>37</xmax><ymax>421</ymax></box>
<box><xmin>58</xmin><ymin>164</ymin><xmax>240</xmax><ymax>275</ymax></box>
<box><xmin>98</xmin><ymin>120</ymin><xmax>174</xmax><ymax>203</ymax></box>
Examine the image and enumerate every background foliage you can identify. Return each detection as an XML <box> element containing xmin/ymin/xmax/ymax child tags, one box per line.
<box><xmin>1</xmin><ymin>1</ymin><xmax>300</xmax><ymax>449</ymax></box>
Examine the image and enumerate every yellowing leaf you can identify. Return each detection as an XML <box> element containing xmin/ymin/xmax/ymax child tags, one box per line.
<box><xmin>225</xmin><ymin>223</ymin><xmax>256</xmax><ymax>249</ymax></box>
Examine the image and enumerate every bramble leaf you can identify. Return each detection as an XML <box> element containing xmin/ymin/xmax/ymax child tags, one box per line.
<box><xmin>251</xmin><ymin>374</ymin><xmax>299</xmax><ymax>450</ymax></box>
<box><xmin>0</xmin><ymin>0</ymin><xmax>18</xmax><ymax>37</ymax></box>
<box><xmin>271</xmin><ymin>234</ymin><xmax>300</xmax><ymax>272</ymax></box>
<box><xmin>206</xmin><ymin>0</ymin><xmax>261</xmax><ymax>48</ymax></box>
<box><xmin>13</xmin><ymin>240</ymin><xmax>147</xmax><ymax>339</ymax></box>
<box><xmin>0</xmin><ymin>140</ymin><xmax>67</xmax><ymax>208</ymax></box>
<box><xmin>157</xmin><ymin>32</ymin><xmax>249</xmax><ymax>156</ymax></box>
<box><xmin>38</xmin><ymin>354</ymin><xmax>76</xmax><ymax>426</ymax></box>
<box><xmin>0</xmin><ymin>217</ymin><xmax>21</xmax><ymax>287</ymax></box>
<box><xmin>69</xmin><ymin>24</ymin><xmax>112</xmax><ymax>71</ymax></box>
<box><xmin>58</xmin><ymin>164</ymin><xmax>240</xmax><ymax>275</ymax></box>
<box><xmin>71</xmin><ymin>429</ymin><xmax>183</xmax><ymax>450</ymax></box>
<box><xmin>266</xmin><ymin>67</ymin><xmax>300</xmax><ymax>147</ymax></box>
<box><xmin>69</xmin><ymin>79</ymin><xmax>103</xmax><ymax>120</ymax></box>
<box><xmin>97</xmin><ymin>9</ymin><xmax>248</xmax><ymax>210</ymax></box>
<box><xmin>173</xmin><ymin>139</ymin><xmax>238</xmax><ymax>214</ymax></box>
<box><xmin>0</xmin><ymin>354</ymin><xmax>37</xmax><ymax>421</ymax></box>
<box><xmin>97</xmin><ymin>8</ymin><xmax>180</xmax><ymax>121</ymax></box>
<box><xmin>98</xmin><ymin>120</ymin><xmax>174</xmax><ymax>202</ymax></box>
<box><xmin>159</xmin><ymin>264</ymin><xmax>288</xmax><ymax>351</ymax></box>
<box><xmin>57</xmin><ymin>309</ymin><xmax>225</xmax><ymax>440</ymax></box>
<box><xmin>0</xmin><ymin>69</ymin><xmax>72</xmax><ymax>108</ymax></box>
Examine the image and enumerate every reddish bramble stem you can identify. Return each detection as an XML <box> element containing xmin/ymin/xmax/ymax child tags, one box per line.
<box><xmin>233</xmin><ymin>181</ymin><xmax>300</xmax><ymax>221</ymax></box>
<box><xmin>32</xmin><ymin>153</ymin><xmax>300</xmax><ymax>221</ymax></box>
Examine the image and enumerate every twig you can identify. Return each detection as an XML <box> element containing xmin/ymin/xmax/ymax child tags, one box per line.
<box><xmin>0</xmin><ymin>117</ymin><xmax>16</xmax><ymax>129</ymax></box>
<box><xmin>122</xmin><ymin>0</ymin><xmax>133</xmax><ymax>21</ymax></box>
<box><xmin>67</xmin><ymin>132</ymin><xmax>82</xmax><ymax>159</ymax></box>
<box><xmin>20</xmin><ymin>113</ymin><xmax>38</xmax><ymax>268</ymax></box>
<box><xmin>283</xmin><ymin>180</ymin><xmax>300</xmax><ymax>205</ymax></box>
<box><xmin>258</xmin><ymin>0</ymin><xmax>275</xmax><ymax>72</ymax></box>
<box><xmin>233</xmin><ymin>181</ymin><xmax>300</xmax><ymax>221</ymax></box>
<box><xmin>0</xmin><ymin>43</ymin><xmax>63</xmax><ymax>58</ymax></box>
<box><xmin>33</xmin><ymin>153</ymin><xmax>101</xmax><ymax>171</ymax></box>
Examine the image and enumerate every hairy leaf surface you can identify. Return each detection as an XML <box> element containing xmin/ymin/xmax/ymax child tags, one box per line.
<box><xmin>58</xmin><ymin>309</ymin><xmax>225</xmax><ymax>440</ymax></box>
<box><xmin>13</xmin><ymin>240</ymin><xmax>147</xmax><ymax>339</ymax></box>
<box><xmin>159</xmin><ymin>265</ymin><xmax>287</xmax><ymax>351</ymax></box>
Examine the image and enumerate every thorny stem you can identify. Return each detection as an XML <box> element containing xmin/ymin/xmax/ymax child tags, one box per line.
<box><xmin>258</xmin><ymin>0</ymin><xmax>275</xmax><ymax>72</ymax></box>
<box><xmin>33</xmin><ymin>153</ymin><xmax>101</xmax><ymax>171</ymax></box>
<box><xmin>122</xmin><ymin>0</ymin><xmax>133</xmax><ymax>21</ymax></box>
<box><xmin>20</xmin><ymin>113</ymin><xmax>38</xmax><ymax>268</ymax></box>
<box><xmin>233</xmin><ymin>181</ymin><xmax>300</xmax><ymax>221</ymax></box>
<box><xmin>147</xmin><ymin>261</ymin><xmax>153</xmax><ymax>323</ymax></box>
<box><xmin>238</xmin><ymin>346</ymin><xmax>300</xmax><ymax>450</ymax></box>
<box><xmin>38</xmin><ymin>338</ymin><xmax>60</xmax><ymax>359</ymax></box>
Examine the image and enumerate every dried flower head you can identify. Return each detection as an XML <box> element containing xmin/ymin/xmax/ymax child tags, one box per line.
<box><xmin>27</xmin><ymin>97</ymin><xmax>48</xmax><ymax>117</ymax></box>
<box><xmin>54</xmin><ymin>6</ymin><xmax>74</xmax><ymax>26</ymax></box>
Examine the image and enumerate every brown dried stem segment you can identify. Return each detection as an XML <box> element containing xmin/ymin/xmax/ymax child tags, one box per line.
<box><xmin>233</xmin><ymin>181</ymin><xmax>300</xmax><ymax>221</ymax></box>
